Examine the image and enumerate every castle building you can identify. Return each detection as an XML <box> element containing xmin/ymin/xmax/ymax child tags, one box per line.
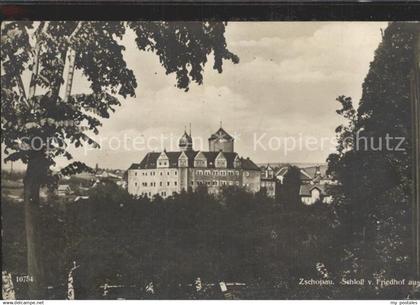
<box><xmin>127</xmin><ymin>126</ymin><xmax>261</xmax><ymax>198</ymax></box>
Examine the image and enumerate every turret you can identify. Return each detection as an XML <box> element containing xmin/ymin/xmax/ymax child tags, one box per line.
<box><xmin>208</xmin><ymin>122</ymin><xmax>234</xmax><ymax>153</ymax></box>
<box><xmin>179</xmin><ymin>126</ymin><xmax>193</xmax><ymax>151</ymax></box>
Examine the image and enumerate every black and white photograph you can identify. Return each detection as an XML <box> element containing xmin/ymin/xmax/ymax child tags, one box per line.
<box><xmin>1</xmin><ymin>10</ymin><xmax>420</xmax><ymax>301</ymax></box>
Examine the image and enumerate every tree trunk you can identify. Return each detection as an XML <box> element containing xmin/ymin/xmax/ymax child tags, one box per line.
<box><xmin>413</xmin><ymin>27</ymin><xmax>420</xmax><ymax>279</ymax></box>
<box><xmin>24</xmin><ymin>153</ymin><xmax>49</xmax><ymax>299</ymax></box>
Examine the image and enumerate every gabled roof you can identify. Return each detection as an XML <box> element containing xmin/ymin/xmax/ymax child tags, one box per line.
<box><xmin>276</xmin><ymin>166</ymin><xmax>289</xmax><ymax>176</ymax></box>
<box><xmin>202</xmin><ymin>151</ymin><xmax>237</xmax><ymax>168</ymax></box>
<box><xmin>208</xmin><ymin>127</ymin><xmax>234</xmax><ymax>141</ymax></box>
<box><xmin>276</xmin><ymin>166</ymin><xmax>313</xmax><ymax>181</ymax></box>
<box><xmin>58</xmin><ymin>184</ymin><xmax>71</xmax><ymax>191</ymax></box>
<box><xmin>261</xmin><ymin>164</ymin><xmax>274</xmax><ymax>171</ymax></box>
<box><xmin>128</xmin><ymin>150</ymin><xmax>258</xmax><ymax>170</ymax></box>
<box><xmin>299</xmin><ymin>183</ymin><xmax>330</xmax><ymax>196</ymax></box>
<box><xmin>240</xmin><ymin>157</ymin><xmax>260</xmax><ymax>171</ymax></box>
<box><xmin>301</xmin><ymin>165</ymin><xmax>328</xmax><ymax>179</ymax></box>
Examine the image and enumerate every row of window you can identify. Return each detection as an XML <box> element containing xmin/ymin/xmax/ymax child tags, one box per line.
<box><xmin>193</xmin><ymin>162</ymin><xmax>228</xmax><ymax>168</ymax></box>
<box><xmin>134</xmin><ymin>171</ymin><xmax>177</xmax><ymax>177</ymax></box>
<box><xmin>134</xmin><ymin>170</ymin><xmax>247</xmax><ymax>177</ymax></box>
<box><xmin>195</xmin><ymin>170</ymin><xmax>239</xmax><ymax>176</ymax></box>
<box><xmin>140</xmin><ymin>191</ymin><xmax>169</xmax><ymax>197</ymax></box>
<box><xmin>194</xmin><ymin>180</ymin><xmax>240</xmax><ymax>187</ymax></box>
<box><xmin>135</xmin><ymin>181</ymin><xmax>178</xmax><ymax>187</ymax></box>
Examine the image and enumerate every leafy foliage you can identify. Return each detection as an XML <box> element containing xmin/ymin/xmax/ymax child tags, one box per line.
<box><xmin>1</xmin><ymin>21</ymin><xmax>238</xmax><ymax>180</ymax></box>
<box><xmin>278</xmin><ymin>165</ymin><xmax>301</xmax><ymax>209</ymax></box>
<box><xmin>327</xmin><ymin>22</ymin><xmax>418</xmax><ymax>292</ymax></box>
<box><xmin>1</xmin><ymin>20</ymin><xmax>239</xmax><ymax>299</ymax></box>
<box><xmin>2</xmin><ymin>185</ymin><xmax>337</xmax><ymax>299</ymax></box>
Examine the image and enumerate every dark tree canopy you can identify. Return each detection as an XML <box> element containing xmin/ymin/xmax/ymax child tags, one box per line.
<box><xmin>327</xmin><ymin>22</ymin><xmax>418</xmax><ymax>288</ymax></box>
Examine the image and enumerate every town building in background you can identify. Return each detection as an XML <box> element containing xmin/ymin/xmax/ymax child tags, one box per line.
<box><xmin>260</xmin><ymin>164</ymin><xmax>277</xmax><ymax>198</ymax></box>
<box><xmin>298</xmin><ymin>165</ymin><xmax>333</xmax><ymax>205</ymax></box>
<box><xmin>276</xmin><ymin>165</ymin><xmax>334</xmax><ymax>205</ymax></box>
<box><xmin>127</xmin><ymin>126</ymin><xmax>261</xmax><ymax>198</ymax></box>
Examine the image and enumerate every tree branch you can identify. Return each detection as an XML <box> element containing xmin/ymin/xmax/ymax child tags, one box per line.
<box><xmin>28</xmin><ymin>21</ymin><xmax>50</xmax><ymax>101</ymax></box>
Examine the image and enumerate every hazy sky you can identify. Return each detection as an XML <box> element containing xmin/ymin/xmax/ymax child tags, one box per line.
<box><xmin>8</xmin><ymin>22</ymin><xmax>387</xmax><ymax>170</ymax></box>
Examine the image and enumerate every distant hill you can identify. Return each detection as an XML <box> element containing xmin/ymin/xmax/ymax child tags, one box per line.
<box><xmin>257</xmin><ymin>162</ymin><xmax>327</xmax><ymax>170</ymax></box>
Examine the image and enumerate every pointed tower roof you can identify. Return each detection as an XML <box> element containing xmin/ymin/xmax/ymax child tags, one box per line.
<box><xmin>208</xmin><ymin>127</ymin><xmax>234</xmax><ymax>141</ymax></box>
<box><xmin>179</xmin><ymin>126</ymin><xmax>193</xmax><ymax>151</ymax></box>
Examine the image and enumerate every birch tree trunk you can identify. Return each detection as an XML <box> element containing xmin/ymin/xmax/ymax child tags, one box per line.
<box><xmin>24</xmin><ymin>152</ymin><xmax>49</xmax><ymax>299</ymax></box>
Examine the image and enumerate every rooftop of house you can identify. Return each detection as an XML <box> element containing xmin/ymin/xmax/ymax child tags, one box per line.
<box><xmin>57</xmin><ymin>184</ymin><xmax>71</xmax><ymax>191</ymax></box>
<box><xmin>299</xmin><ymin>183</ymin><xmax>331</xmax><ymax>196</ymax></box>
<box><xmin>276</xmin><ymin>164</ymin><xmax>329</xmax><ymax>181</ymax></box>
<box><xmin>129</xmin><ymin>150</ymin><xmax>260</xmax><ymax>171</ymax></box>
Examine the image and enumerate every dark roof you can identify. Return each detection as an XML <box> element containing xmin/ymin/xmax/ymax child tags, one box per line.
<box><xmin>202</xmin><ymin>151</ymin><xmax>238</xmax><ymax>168</ymax></box>
<box><xmin>276</xmin><ymin>166</ymin><xmax>314</xmax><ymax>181</ymax></box>
<box><xmin>260</xmin><ymin>164</ymin><xmax>274</xmax><ymax>171</ymax></box>
<box><xmin>302</xmin><ymin>165</ymin><xmax>328</xmax><ymax>179</ymax></box>
<box><xmin>299</xmin><ymin>184</ymin><xmax>330</xmax><ymax>196</ymax></box>
<box><xmin>208</xmin><ymin>127</ymin><xmax>234</xmax><ymax>141</ymax></box>
<box><xmin>240</xmin><ymin>157</ymin><xmax>260</xmax><ymax>171</ymax></box>
<box><xmin>129</xmin><ymin>151</ymin><xmax>259</xmax><ymax>171</ymax></box>
<box><xmin>179</xmin><ymin>131</ymin><xmax>192</xmax><ymax>147</ymax></box>
<box><xmin>276</xmin><ymin>166</ymin><xmax>289</xmax><ymax>176</ymax></box>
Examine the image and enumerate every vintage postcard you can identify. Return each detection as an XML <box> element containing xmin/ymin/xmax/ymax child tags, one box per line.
<box><xmin>1</xmin><ymin>16</ymin><xmax>420</xmax><ymax>301</ymax></box>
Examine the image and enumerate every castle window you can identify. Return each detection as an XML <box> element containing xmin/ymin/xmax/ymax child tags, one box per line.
<box><xmin>174</xmin><ymin>181</ymin><xmax>177</xmax><ymax>186</ymax></box>
<box><xmin>167</xmin><ymin>171</ymin><xmax>170</xmax><ymax>175</ymax></box>
<box><xmin>135</xmin><ymin>182</ymin><xmax>138</xmax><ymax>187</ymax></box>
<box><xmin>160</xmin><ymin>182</ymin><xmax>163</xmax><ymax>186</ymax></box>
<box><xmin>167</xmin><ymin>182</ymin><xmax>170</xmax><ymax>186</ymax></box>
<box><xmin>160</xmin><ymin>172</ymin><xmax>163</xmax><ymax>176</ymax></box>
<box><xmin>175</xmin><ymin>171</ymin><xmax>177</xmax><ymax>175</ymax></box>
<box><xmin>135</xmin><ymin>172</ymin><xmax>137</xmax><ymax>176</ymax></box>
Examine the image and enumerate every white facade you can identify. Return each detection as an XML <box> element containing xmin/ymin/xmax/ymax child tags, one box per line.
<box><xmin>127</xmin><ymin>127</ymin><xmax>262</xmax><ymax>199</ymax></box>
<box><xmin>128</xmin><ymin>168</ymin><xmax>180</xmax><ymax>198</ymax></box>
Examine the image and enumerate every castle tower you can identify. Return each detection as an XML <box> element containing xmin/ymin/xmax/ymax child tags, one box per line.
<box><xmin>179</xmin><ymin>126</ymin><xmax>193</xmax><ymax>151</ymax></box>
<box><xmin>208</xmin><ymin>122</ymin><xmax>234</xmax><ymax>153</ymax></box>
